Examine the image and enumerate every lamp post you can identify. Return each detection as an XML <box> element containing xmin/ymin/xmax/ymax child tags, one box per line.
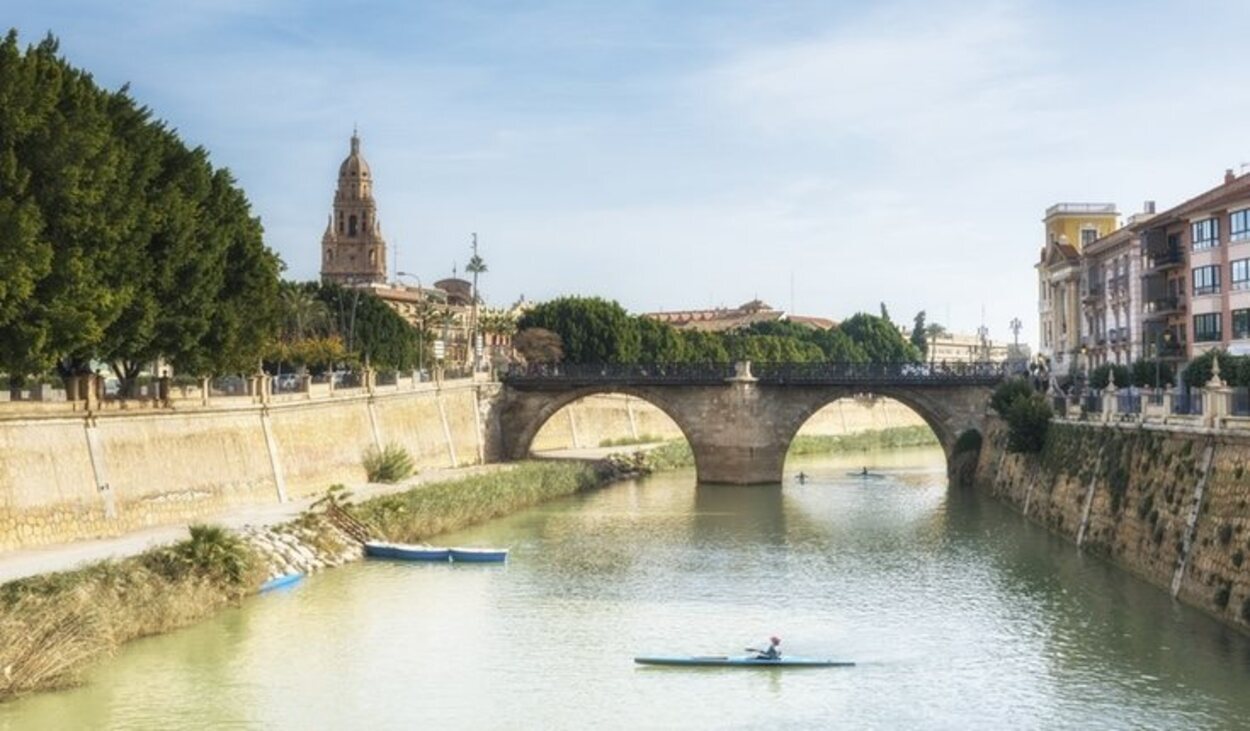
<box><xmin>1154</xmin><ymin>329</ymin><xmax>1173</xmax><ymax>390</ymax></box>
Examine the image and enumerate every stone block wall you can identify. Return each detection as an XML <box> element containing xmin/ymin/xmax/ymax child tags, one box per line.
<box><xmin>0</xmin><ymin>383</ymin><xmax>492</xmax><ymax>551</ymax></box>
<box><xmin>977</xmin><ymin>418</ymin><xmax>1250</xmax><ymax>632</ymax></box>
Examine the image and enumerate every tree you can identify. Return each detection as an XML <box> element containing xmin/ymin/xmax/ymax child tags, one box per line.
<box><xmin>838</xmin><ymin>313</ymin><xmax>920</xmax><ymax>363</ymax></box>
<box><xmin>1089</xmin><ymin>363</ymin><xmax>1130</xmax><ymax>391</ymax></box>
<box><xmin>879</xmin><ymin>302</ymin><xmax>891</xmax><ymax>323</ymax></box>
<box><xmin>925</xmin><ymin>322</ymin><xmax>948</xmax><ymax>340</ymax></box>
<box><xmin>1006</xmin><ymin>394</ymin><xmax>1052</xmax><ymax>453</ymax></box>
<box><xmin>1130</xmin><ymin>359</ymin><xmax>1175</xmax><ymax>389</ymax></box>
<box><xmin>513</xmin><ymin>327</ymin><xmax>563</xmax><ymax>364</ymax></box>
<box><xmin>637</xmin><ymin>317</ymin><xmax>687</xmax><ymax>363</ymax></box>
<box><xmin>465</xmin><ymin>236</ymin><xmax>487</xmax><ymax>367</ymax></box>
<box><xmin>517</xmin><ymin>296</ymin><xmax>641</xmax><ymax>363</ymax></box>
<box><xmin>313</xmin><ymin>282</ymin><xmax>417</xmax><ymax>371</ymax></box>
<box><xmin>991</xmin><ymin>378</ymin><xmax>1034</xmax><ymax>415</ymax></box>
<box><xmin>911</xmin><ymin>311</ymin><xmax>927</xmax><ymax>357</ymax></box>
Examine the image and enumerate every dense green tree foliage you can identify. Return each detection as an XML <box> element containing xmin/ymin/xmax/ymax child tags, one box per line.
<box><xmin>911</xmin><ymin>311</ymin><xmax>927</xmax><ymax>357</ymax></box>
<box><xmin>311</xmin><ymin>282</ymin><xmax>419</xmax><ymax>371</ymax></box>
<box><xmin>1089</xmin><ymin>363</ymin><xmax>1131</xmax><ymax>391</ymax></box>
<box><xmin>838</xmin><ymin>313</ymin><xmax>921</xmax><ymax>363</ymax></box>
<box><xmin>1183</xmin><ymin>350</ymin><xmax>1250</xmax><ymax>389</ymax></box>
<box><xmin>518</xmin><ymin>297</ymin><xmax>642</xmax><ymax>363</ymax></box>
<box><xmin>0</xmin><ymin>31</ymin><xmax>282</xmax><ymax>383</ymax></box>
<box><xmin>521</xmin><ymin>297</ymin><xmax>918</xmax><ymax>365</ymax></box>
<box><xmin>1129</xmin><ymin>359</ymin><xmax>1175</xmax><ymax>389</ymax></box>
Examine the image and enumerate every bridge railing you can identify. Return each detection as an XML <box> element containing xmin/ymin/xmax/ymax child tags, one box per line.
<box><xmin>503</xmin><ymin>361</ymin><xmax>1009</xmax><ymax>386</ymax></box>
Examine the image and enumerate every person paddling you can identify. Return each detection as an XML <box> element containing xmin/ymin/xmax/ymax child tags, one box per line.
<box><xmin>861</xmin><ymin>466</ymin><xmax>868</xmax><ymax>476</ymax></box>
<box><xmin>749</xmin><ymin>636</ymin><xmax>781</xmax><ymax>660</ymax></box>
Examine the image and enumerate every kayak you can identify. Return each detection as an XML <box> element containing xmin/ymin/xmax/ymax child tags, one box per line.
<box><xmin>258</xmin><ymin>573</ymin><xmax>304</xmax><ymax>593</ymax></box>
<box><xmin>846</xmin><ymin>472</ymin><xmax>886</xmax><ymax>479</ymax></box>
<box><xmin>634</xmin><ymin>656</ymin><xmax>854</xmax><ymax>668</ymax></box>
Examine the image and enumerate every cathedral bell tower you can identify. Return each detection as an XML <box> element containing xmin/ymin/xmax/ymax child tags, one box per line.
<box><xmin>320</xmin><ymin>131</ymin><xmax>388</xmax><ymax>285</ymax></box>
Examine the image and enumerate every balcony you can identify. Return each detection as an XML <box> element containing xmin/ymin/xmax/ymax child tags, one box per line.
<box><xmin>1144</xmin><ymin>249</ymin><xmax>1184</xmax><ymax>272</ymax></box>
<box><xmin>1142</xmin><ymin>296</ymin><xmax>1185</xmax><ymax>319</ymax></box>
<box><xmin>1082</xmin><ymin>284</ymin><xmax>1104</xmax><ymax>303</ymax></box>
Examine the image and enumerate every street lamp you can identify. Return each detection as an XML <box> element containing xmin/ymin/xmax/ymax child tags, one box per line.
<box><xmin>396</xmin><ymin>271</ymin><xmax>422</xmax><ymax>289</ymax></box>
<box><xmin>1154</xmin><ymin>329</ymin><xmax>1173</xmax><ymax>389</ymax></box>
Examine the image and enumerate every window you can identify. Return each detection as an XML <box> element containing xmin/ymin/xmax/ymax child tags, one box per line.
<box><xmin>1234</xmin><ymin>309</ymin><xmax>1250</xmax><ymax>340</ymax></box>
<box><xmin>1194</xmin><ymin>313</ymin><xmax>1222</xmax><ymax>342</ymax></box>
<box><xmin>348</xmin><ymin>215</ymin><xmax>358</xmax><ymax>237</ymax></box>
<box><xmin>1192</xmin><ymin>217</ymin><xmax>1220</xmax><ymax>250</ymax></box>
<box><xmin>1233</xmin><ymin>208</ymin><xmax>1250</xmax><ymax>243</ymax></box>
<box><xmin>1233</xmin><ymin>259</ymin><xmax>1250</xmax><ymax>291</ymax></box>
<box><xmin>1193</xmin><ymin>265</ymin><xmax>1221</xmax><ymax>296</ymax></box>
<box><xmin>1081</xmin><ymin>228</ymin><xmax>1098</xmax><ymax>247</ymax></box>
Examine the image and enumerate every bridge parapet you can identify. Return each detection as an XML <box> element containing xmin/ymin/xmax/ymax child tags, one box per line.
<box><xmin>503</xmin><ymin>361</ymin><xmax>1009</xmax><ymax>388</ymax></box>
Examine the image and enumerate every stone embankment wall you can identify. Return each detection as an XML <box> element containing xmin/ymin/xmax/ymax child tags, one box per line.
<box><xmin>976</xmin><ymin>418</ymin><xmax>1250</xmax><ymax>631</ymax></box>
<box><xmin>0</xmin><ymin>382</ymin><xmax>494</xmax><ymax>552</ymax></box>
<box><xmin>240</xmin><ymin>521</ymin><xmax>363</xmax><ymax>583</ymax></box>
<box><xmin>530</xmin><ymin>394</ymin><xmax>926</xmax><ymax>451</ymax></box>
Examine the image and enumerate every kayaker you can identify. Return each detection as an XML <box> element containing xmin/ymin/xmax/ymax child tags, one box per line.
<box><xmin>861</xmin><ymin>466</ymin><xmax>868</xmax><ymax>476</ymax></box>
<box><xmin>797</xmin><ymin>472</ymin><xmax>807</xmax><ymax>484</ymax></box>
<box><xmin>755</xmin><ymin>636</ymin><xmax>781</xmax><ymax>660</ymax></box>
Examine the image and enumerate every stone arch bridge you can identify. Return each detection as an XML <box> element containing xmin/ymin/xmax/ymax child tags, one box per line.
<box><xmin>497</xmin><ymin>362</ymin><xmax>1005</xmax><ymax>484</ymax></box>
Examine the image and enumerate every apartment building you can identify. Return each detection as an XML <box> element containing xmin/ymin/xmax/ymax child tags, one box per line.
<box><xmin>1135</xmin><ymin>170</ymin><xmax>1250</xmax><ymax>360</ymax></box>
<box><xmin>1080</xmin><ymin>220</ymin><xmax>1144</xmax><ymax>366</ymax></box>
<box><xmin>1037</xmin><ymin>203</ymin><xmax>1119</xmax><ymax>375</ymax></box>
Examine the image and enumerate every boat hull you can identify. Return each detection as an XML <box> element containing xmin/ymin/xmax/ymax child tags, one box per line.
<box><xmin>449</xmin><ymin>547</ymin><xmax>509</xmax><ymax>563</ymax></box>
<box><xmin>634</xmin><ymin>656</ymin><xmax>854</xmax><ymax>668</ymax></box>
<box><xmin>365</xmin><ymin>541</ymin><xmax>451</xmax><ymax>562</ymax></box>
<box><xmin>258</xmin><ymin>573</ymin><xmax>304</xmax><ymax>593</ymax></box>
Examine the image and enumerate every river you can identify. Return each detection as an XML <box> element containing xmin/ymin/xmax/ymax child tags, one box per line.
<box><xmin>4</xmin><ymin>447</ymin><xmax>1250</xmax><ymax>730</ymax></box>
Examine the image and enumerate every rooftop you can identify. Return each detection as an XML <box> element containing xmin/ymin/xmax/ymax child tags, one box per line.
<box><xmin>1044</xmin><ymin>202</ymin><xmax>1118</xmax><ymax>218</ymax></box>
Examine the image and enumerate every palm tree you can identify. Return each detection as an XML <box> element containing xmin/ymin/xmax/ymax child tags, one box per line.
<box><xmin>465</xmin><ymin>234</ymin><xmax>488</xmax><ymax>369</ymax></box>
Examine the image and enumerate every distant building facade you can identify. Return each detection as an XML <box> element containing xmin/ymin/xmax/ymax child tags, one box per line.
<box><xmin>644</xmin><ymin>300</ymin><xmax>834</xmax><ymax>332</ymax></box>
<box><xmin>1036</xmin><ymin>203</ymin><xmax>1119</xmax><ymax>375</ymax></box>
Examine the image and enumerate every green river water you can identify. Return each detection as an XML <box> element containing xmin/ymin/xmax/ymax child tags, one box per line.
<box><xmin>4</xmin><ymin>446</ymin><xmax>1250</xmax><ymax>730</ymax></box>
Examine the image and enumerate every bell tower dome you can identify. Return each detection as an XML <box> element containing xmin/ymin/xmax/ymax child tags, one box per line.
<box><xmin>320</xmin><ymin>131</ymin><xmax>388</xmax><ymax>285</ymax></box>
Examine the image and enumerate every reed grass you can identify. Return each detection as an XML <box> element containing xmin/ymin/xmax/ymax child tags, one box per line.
<box><xmin>349</xmin><ymin>461</ymin><xmax>603</xmax><ymax>543</ymax></box>
<box><xmin>0</xmin><ymin>525</ymin><xmax>264</xmax><ymax>702</ymax></box>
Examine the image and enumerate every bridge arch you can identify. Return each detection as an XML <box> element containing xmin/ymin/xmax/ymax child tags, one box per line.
<box><xmin>501</xmin><ymin>385</ymin><xmax>697</xmax><ymax>461</ymax></box>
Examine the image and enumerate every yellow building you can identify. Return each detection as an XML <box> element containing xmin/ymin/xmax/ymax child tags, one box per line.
<box><xmin>1037</xmin><ymin>203</ymin><xmax>1119</xmax><ymax>376</ymax></box>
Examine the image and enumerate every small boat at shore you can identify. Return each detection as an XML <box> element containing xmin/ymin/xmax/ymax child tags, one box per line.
<box><xmin>258</xmin><ymin>573</ymin><xmax>304</xmax><ymax>593</ymax></box>
<box><xmin>364</xmin><ymin>541</ymin><xmax>451</xmax><ymax>562</ymax></box>
<box><xmin>634</xmin><ymin>655</ymin><xmax>854</xmax><ymax>668</ymax></box>
<box><xmin>449</xmin><ymin>547</ymin><xmax>509</xmax><ymax>563</ymax></box>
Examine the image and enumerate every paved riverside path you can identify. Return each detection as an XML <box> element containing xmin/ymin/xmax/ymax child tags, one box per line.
<box><xmin>0</xmin><ymin>464</ymin><xmax>512</xmax><ymax>585</ymax></box>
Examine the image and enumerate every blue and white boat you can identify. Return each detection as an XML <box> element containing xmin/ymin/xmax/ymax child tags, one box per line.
<box><xmin>634</xmin><ymin>655</ymin><xmax>853</xmax><ymax>668</ymax></box>
<box><xmin>449</xmin><ymin>547</ymin><xmax>509</xmax><ymax>563</ymax></box>
<box><xmin>258</xmin><ymin>573</ymin><xmax>304</xmax><ymax>593</ymax></box>
<box><xmin>364</xmin><ymin>541</ymin><xmax>451</xmax><ymax>562</ymax></box>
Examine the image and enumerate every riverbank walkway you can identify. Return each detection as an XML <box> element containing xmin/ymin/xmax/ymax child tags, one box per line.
<box><xmin>0</xmin><ymin>463</ymin><xmax>511</xmax><ymax>585</ymax></box>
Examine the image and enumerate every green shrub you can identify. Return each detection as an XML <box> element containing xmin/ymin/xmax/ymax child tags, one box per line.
<box><xmin>142</xmin><ymin>524</ymin><xmax>256</xmax><ymax>587</ymax></box>
<box><xmin>953</xmin><ymin>429</ymin><xmax>983</xmax><ymax>455</ymax></box>
<box><xmin>1089</xmin><ymin>364</ymin><xmax>1131</xmax><ymax>390</ymax></box>
<box><xmin>363</xmin><ymin>443</ymin><xmax>415</xmax><ymax>483</ymax></box>
<box><xmin>991</xmin><ymin>378</ymin><xmax>1034</xmax><ymax>415</ymax></box>
<box><xmin>1005</xmin><ymin>394</ymin><xmax>1052</xmax><ymax>454</ymax></box>
<box><xmin>1130</xmin><ymin>359</ymin><xmax>1175</xmax><ymax>388</ymax></box>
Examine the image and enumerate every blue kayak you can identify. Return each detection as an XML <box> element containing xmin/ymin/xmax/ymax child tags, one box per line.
<box><xmin>634</xmin><ymin>656</ymin><xmax>853</xmax><ymax>668</ymax></box>
<box><xmin>258</xmin><ymin>573</ymin><xmax>304</xmax><ymax>593</ymax></box>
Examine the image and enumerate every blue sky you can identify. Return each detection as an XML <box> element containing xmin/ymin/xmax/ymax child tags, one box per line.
<box><xmin>7</xmin><ymin>0</ymin><xmax>1250</xmax><ymax>341</ymax></box>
